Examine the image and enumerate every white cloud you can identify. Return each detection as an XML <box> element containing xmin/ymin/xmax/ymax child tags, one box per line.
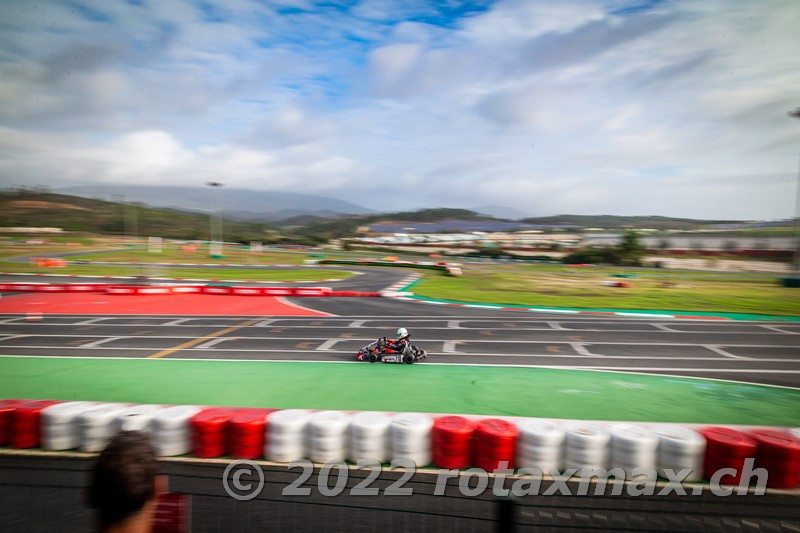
<box><xmin>0</xmin><ymin>0</ymin><xmax>798</xmax><ymax>219</ymax></box>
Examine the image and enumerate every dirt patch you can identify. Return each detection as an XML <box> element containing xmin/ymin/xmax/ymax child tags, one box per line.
<box><xmin>4</xmin><ymin>200</ymin><xmax>89</xmax><ymax>211</ymax></box>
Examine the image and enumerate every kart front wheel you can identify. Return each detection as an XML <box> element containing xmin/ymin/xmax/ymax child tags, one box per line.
<box><xmin>368</xmin><ymin>353</ymin><xmax>378</xmax><ymax>363</ymax></box>
<box><xmin>403</xmin><ymin>354</ymin><xmax>415</xmax><ymax>364</ymax></box>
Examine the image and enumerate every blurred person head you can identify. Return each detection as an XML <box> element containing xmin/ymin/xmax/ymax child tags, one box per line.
<box><xmin>89</xmin><ymin>431</ymin><xmax>163</xmax><ymax>533</ymax></box>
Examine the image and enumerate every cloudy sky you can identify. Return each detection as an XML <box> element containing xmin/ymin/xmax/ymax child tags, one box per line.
<box><xmin>0</xmin><ymin>0</ymin><xmax>798</xmax><ymax>219</ymax></box>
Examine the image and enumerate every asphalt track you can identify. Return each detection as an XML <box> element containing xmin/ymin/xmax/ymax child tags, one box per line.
<box><xmin>0</xmin><ymin>287</ymin><xmax>798</xmax><ymax>388</ymax></box>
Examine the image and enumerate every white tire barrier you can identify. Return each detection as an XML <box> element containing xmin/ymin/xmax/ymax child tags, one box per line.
<box><xmin>390</xmin><ymin>413</ymin><xmax>433</xmax><ymax>467</ymax></box>
<box><xmin>655</xmin><ymin>425</ymin><xmax>706</xmax><ymax>482</ymax></box>
<box><xmin>77</xmin><ymin>403</ymin><xmax>129</xmax><ymax>453</ymax></box>
<box><xmin>112</xmin><ymin>404</ymin><xmax>163</xmax><ymax>433</ymax></box>
<box><xmin>151</xmin><ymin>405</ymin><xmax>203</xmax><ymax>457</ymax></box>
<box><xmin>309</xmin><ymin>411</ymin><xmax>351</xmax><ymax>464</ymax></box>
<box><xmin>266</xmin><ymin>409</ymin><xmax>312</xmax><ymax>463</ymax></box>
<box><xmin>565</xmin><ymin>422</ymin><xmax>610</xmax><ymax>471</ymax></box>
<box><xmin>41</xmin><ymin>402</ymin><xmax>98</xmax><ymax>451</ymax></box>
<box><xmin>516</xmin><ymin>420</ymin><xmax>565</xmax><ymax>472</ymax></box>
<box><xmin>349</xmin><ymin>412</ymin><xmax>391</xmax><ymax>464</ymax></box>
<box><xmin>609</xmin><ymin>424</ymin><xmax>659</xmax><ymax>479</ymax></box>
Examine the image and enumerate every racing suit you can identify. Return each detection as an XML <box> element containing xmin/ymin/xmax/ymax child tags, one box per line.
<box><xmin>385</xmin><ymin>337</ymin><xmax>410</xmax><ymax>354</ymax></box>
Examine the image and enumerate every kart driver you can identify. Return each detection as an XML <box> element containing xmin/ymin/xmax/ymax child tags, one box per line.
<box><xmin>384</xmin><ymin>327</ymin><xmax>410</xmax><ymax>353</ymax></box>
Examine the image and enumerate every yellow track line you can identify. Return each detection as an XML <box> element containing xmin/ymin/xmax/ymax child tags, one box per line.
<box><xmin>146</xmin><ymin>318</ymin><xmax>262</xmax><ymax>359</ymax></box>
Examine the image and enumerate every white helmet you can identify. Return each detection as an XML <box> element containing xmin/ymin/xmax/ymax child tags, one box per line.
<box><xmin>396</xmin><ymin>327</ymin><xmax>409</xmax><ymax>339</ymax></box>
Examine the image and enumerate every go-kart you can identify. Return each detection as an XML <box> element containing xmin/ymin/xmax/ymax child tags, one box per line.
<box><xmin>356</xmin><ymin>338</ymin><xmax>428</xmax><ymax>364</ymax></box>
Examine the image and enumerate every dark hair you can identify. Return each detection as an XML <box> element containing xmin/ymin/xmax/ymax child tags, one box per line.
<box><xmin>89</xmin><ymin>431</ymin><xmax>158</xmax><ymax>527</ymax></box>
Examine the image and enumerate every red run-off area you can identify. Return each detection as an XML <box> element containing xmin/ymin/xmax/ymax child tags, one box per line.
<box><xmin>0</xmin><ymin>292</ymin><xmax>329</xmax><ymax>316</ymax></box>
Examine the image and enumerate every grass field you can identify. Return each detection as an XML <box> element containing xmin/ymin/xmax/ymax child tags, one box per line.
<box><xmin>411</xmin><ymin>264</ymin><xmax>800</xmax><ymax>316</ymax></box>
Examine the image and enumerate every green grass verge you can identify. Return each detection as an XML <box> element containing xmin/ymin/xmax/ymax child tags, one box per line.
<box><xmin>1</xmin><ymin>358</ymin><xmax>798</xmax><ymax>426</ymax></box>
<box><xmin>0</xmin><ymin>264</ymin><xmax>353</xmax><ymax>282</ymax></box>
<box><xmin>411</xmin><ymin>266</ymin><xmax>800</xmax><ymax>316</ymax></box>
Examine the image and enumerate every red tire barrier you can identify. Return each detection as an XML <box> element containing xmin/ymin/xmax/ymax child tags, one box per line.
<box><xmin>32</xmin><ymin>284</ymin><xmax>69</xmax><ymax>292</ymax></box>
<box><xmin>701</xmin><ymin>427</ymin><xmax>757</xmax><ymax>485</ymax></box>
<box><xmin>261</xmin><ymin>288</ymin><xmax>293</xmax><ymax>296</ymax></box>
<box><xmin>0</xmin><ymin>399</ymin><xmax>23</xmax><ymax>445</ymax></box>
<box><xmin>170</xmin><ymin>286</ymin><xmax>203</xmax><ymax>294</ymax></box>
<box><xmin>433</xmin><ymin>416</ymin><xmax>476</xmax><ymax>469</ymax></box>
<box><xmin>229</xmin><ymin>408</ymin><xmax>273</xmax><ymax>459</ymax></box>
<box><xmin>68</xmin><ymin>284</ymin><xmax>107</xmax><ymax>292</ymax></box>
<box><xmin>474</xmin><ymin>418</ymin><xmax>519</xmax><ymax>472</ymax></box>
<box><xmin>751</xmin><ymin>429</ymin><xmax>800</xmax><ymax>489</ymax></box>
<box><xmin>292</xmin><ymin>288</ymin><xmax>332</xmax><ymax>296</ymax></box>
<box><xmin>11</xmin><ymin>400</ymin><xmax>61</xmax><ymax>449</ymax></box>
<box><xmin>231</xmin><ymin>287</ymin><xmax>263</xmax><ymax>296</ymax></box>
<box><xmin>191</xmin><ymin>407</ymin><xmax>240</xmax><ymax>458</ymax></box>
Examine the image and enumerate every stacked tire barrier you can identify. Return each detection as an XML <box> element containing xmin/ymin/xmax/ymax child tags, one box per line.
<box><xmin>349</xmin><ymin>411</ymin><xmax>390</xmax><ymax>464</ymax></box>
<box><xmin>265</xmin><ymin>409</ymin><xmax>312</xmax><ymax>463</ymax></box>
<box><xmin>701</xmin><ymin>427</ymin><xmax>758</xmax><ymax>485</ymax></box>
<box><xmin>656</xmin><ymin>425</ymin><xmax>706</xmax><ymax>482</ymax></box>
<box><xmin>474</xmin><ymin>419</ymin><xmax>519</xmax><ymax>471</ymax></box>
<box><xmin>2</xmin><ymin>399</ymin><xmax>800</xmax><ymax>490</ymax></box>
<box><xmin>432</xmin><ymin>416</ymin><xmax>475</xmax><ymax>469</ymax></box>
<box><xmin>229</xmin><ymin>409</ymin><xmax>272</xmax><ymax>460</ymax></box>
<box><xmin>390</xmin><ymin>413</ymin><xmax>433</xmax><ymax>467</ymax></box>
<box><xmin>517</xmin><ymin>420</ymin><xmax>565</xmax><ymax>472</ymax></box>
<box><xmin>192</xmin><ymin>407</ymin><xmax>236</xmax><ymax>458</ymax></box>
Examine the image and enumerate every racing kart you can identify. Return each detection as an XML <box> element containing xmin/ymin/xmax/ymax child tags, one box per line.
<box><xmin>356</xmin><ymin>338</ymin><xmax>428</xmax><ymax>364</ymax></box>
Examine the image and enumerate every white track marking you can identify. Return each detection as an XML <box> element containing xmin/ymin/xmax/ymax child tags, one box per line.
<box><xmin>316</xmin><ymin>339</ymin><xmax>341</xmax><ymax>351</ymax></box>
<box><xmin>546</xmin><ymin>321</ymin><xmax>566</xmax><ymax>330</ymax></box>
<box><xmin>447</xmin><ymin>320</ymin><xmax>461</xmax><ymax>329</ymax></box>
<box><xmin>3</xmin><ymin>345</ymin><xmax>798</xmax><ymax>363</ymax></box>
<box><xmin>1</xmin><ymin>322</ymin><xmax>790</xmax><ymax>335</ymax></box>
<box><xmin>162</xmin><ymin>318</ymin><xmax>190</xmax><ymax>326</ymax></box>
<box><xmin>74</xmin><ymin>318</ymin><xmax>109</xmax><ymax>325</ymax></box>
<box><xmin>572</xmin><ymin>343</ymin><xmax>596</xmax><ymax>356</ymax></box>
<box><xmin>195</xmin><ymin>337</ymin><xmax>233</xmax><ymax>349</ymax></box>
<box><xmin>442</xmin><ymin>341</ymin><xmax>464</xmax><ymax>354</ymax></box>
<box><xmin>760</xmin><ymin>325</ymin><xmax>799</xmax><ymax>334</ymax></box>
<box><xmin>1</xmin><ymin>334</ymin><xmax>794</xmax><ymax>351</ymax></box>
<box><xmin>0</xmin><ymin>335</ymin><xmax>29</xmax><ymax>342</ymax></box>
<box><xmin>704</xmin><ymin>345</ymin><xmax>750</xmax><ymax>360</ymax></box>
<box><xmin>78</xmin><ymin>337</ymin><xmax>126</xmax><ymax>348</ymax></box>
<box><xmin>0</xmin><ymin>318</ymin><xmax>24</xmax><ymax>324</ymax></box>
<box><xmin>348</xmin><ymin>320</ymin><xmax>365</xmax><ymax>328</ymax></box>
<box><xmin>654</xmin><ymin>324</ymin><xmax>676</xmax><ymax>332</ymax></box>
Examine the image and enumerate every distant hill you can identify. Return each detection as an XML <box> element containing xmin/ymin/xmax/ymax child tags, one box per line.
<box><xmin>0</xmin><ymin>189</ymin><xmax>290</xmax><ymax>243</ymax></box>
<box><xmin>518</xmin><ymin>214</ymin><xmax>742</xmax><ymax>230</ymax></box>
<box><xmin>57</xmin><ymin>185</ymin><xmax>375</xmax><ymax>221</ymax></box>
<box><xmin>470</xmin><ymin>205</ymin><xmax>530</xmax><ymax>220</ymax></box>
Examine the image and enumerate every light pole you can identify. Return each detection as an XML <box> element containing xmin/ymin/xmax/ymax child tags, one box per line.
<box><xmin>789</xmin><ymin>108</ymin><xmax>800</xmax><ymax>278</ymax></box>
<box><xmin>206</xmin><ymin>181</ymin><xmax>224</xmax><ymax>258</ymax></box>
